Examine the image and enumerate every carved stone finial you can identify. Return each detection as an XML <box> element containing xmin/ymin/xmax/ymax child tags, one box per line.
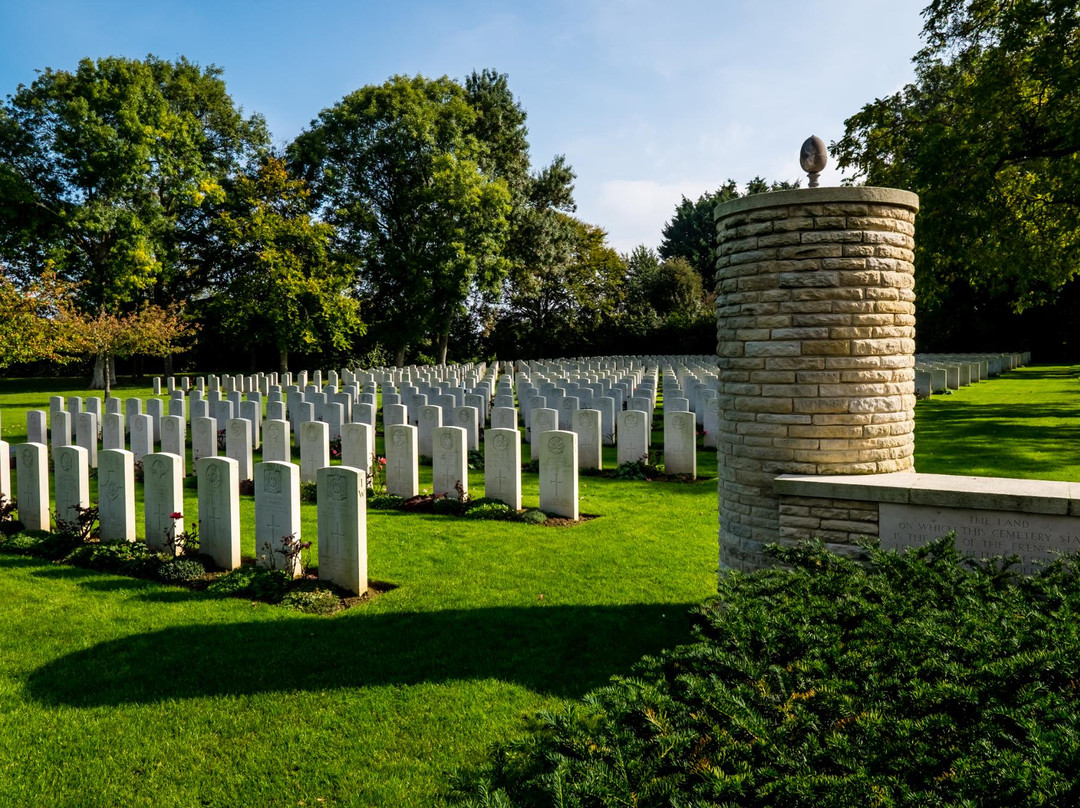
<box><xmin>800</xmin><ymin>135</ymin><xmax>827</xmax><ymax>188</ymax></box>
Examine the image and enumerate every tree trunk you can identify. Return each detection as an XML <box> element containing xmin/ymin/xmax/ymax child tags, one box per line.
<box><xmin>278</xmin><ymin>347</ymin><xmax>289</xmax><ymax>374</ymax></box>
<box><xmin>108</xmin><ymin>355</ymin><xmax>118</xmax><ymax>387</ymax></box>
<box><xmin>436</xmin><ymin>330</ymin><xmax>449</xmax><ymax>365</ymax></box>
<box><xmin>394</xmin><ymin>345</ymin><xmax>406</xmax><ymax>368</ymax></box>
<box><xmin>102</xmin><ymin>354</ymin><xmax>112</xmax><ymax>398</ymax></box>
<box><xmin>163</xmin><ymin>354</ymin><xmax>174</xmax><ymax>377</ymax></box>
<box><xmin>90</xmin><ymin>355</ymin><xmax>106</xmax><ymax>390</ymax></box>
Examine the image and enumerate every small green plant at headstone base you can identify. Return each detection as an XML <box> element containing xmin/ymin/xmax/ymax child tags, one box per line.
<box><xmin>207</xmin><ymin>566</ymin><xmax>290</xmax><ymax>602</ymax></box>
<box><xmin>463</xmin><ymin>498</ymin><xmax>512</xmax><ymax>521</ymax></box>
<box><xmin>55</xmin><ymin>504</ymin><xmax>100</xmax><ymax>545</ymax></box>
<box><xmin>453</xmin><ymin>535</ymin><xmax>1080</xmax><ymax>806</ymax></box>
<box><xmin>259</xmin><ymin>533</ymin><xmax>311</xmax><ymax>577</ymax></box>
<box><xmin>300</xmin><ymin>481</ymin><xmax>318</xmax><ymax>503</ymax></box>
<box><xmin>157</xmin><ymin>556</ymin><xmax>207</xmax><ymax>584</ymax></box>
<box><xmin>516</xmin><ymin>509</ymin><xmax>547</xmax><ymax>525</ymax></box>
<box><xmin>280</xmin><ymin>588</ymin><xmax>342</xmax><ymax>615</ymax></box>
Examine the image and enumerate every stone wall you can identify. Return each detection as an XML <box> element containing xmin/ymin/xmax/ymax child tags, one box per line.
<box><xmin>775</xmin><ymin>472</ymin><xmax>1080</xmax><ymax>574</ymax></box>
<box><xmin>714</xmin><ymin>187</ymin><xmax>920</xmax><ymax>570</ymax></box>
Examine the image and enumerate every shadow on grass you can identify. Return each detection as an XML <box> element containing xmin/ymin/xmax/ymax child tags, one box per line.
<box><xmin>915</xmin><ymin>401</ymin><xmax>1080</xmax><ymax>478</ymax></box>
<box><xmin>26</xmin><ymin>597</ymin><xmax>697</xmax><ymax>708</ymax></box>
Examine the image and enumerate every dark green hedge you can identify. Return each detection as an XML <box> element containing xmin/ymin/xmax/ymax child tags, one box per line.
<box><xmin>454</xmin><ymin>537</ymin><xmax>1080</xmax><ymax>807</ymax></box>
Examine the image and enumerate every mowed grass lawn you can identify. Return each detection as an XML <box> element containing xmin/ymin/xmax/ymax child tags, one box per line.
<box><xmin>0</xmin><ymin>363</ymin><xmax>1075</xmax><ymax>806</ymax></box>
<box><xmin>914</xmin><ymin>364</ymin><xmax>1080</xmax><ymax>480</ymax></box>
<box><xmin>0</xmin><ymin>377</ymin><xmax>719</xmax><ymax>807</ymax></box>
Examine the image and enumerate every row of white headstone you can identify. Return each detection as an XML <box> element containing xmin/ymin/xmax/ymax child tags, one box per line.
<box><xmin>5</xmin><ymin>440</ymin><xmax>368</xmax><ymax>595</ymax></box>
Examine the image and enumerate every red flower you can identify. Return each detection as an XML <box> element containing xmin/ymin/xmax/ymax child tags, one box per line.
<box><xmin>169</xmin><ymin>512</ymin><xmax>183</xmax><ymax>519</ymax></box>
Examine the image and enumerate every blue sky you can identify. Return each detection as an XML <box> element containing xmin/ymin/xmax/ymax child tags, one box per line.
<box><xmin>0</xmin><ymin>0</ymin><xmax>925</xmax><ymax>253</ymax></box>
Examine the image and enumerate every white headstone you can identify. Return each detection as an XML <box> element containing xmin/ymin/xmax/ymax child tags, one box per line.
<box><xmin>239</xmin><ymin>400</ymin><xmax>261</xmax><ymax>450</ymax></box>
<box><xmin>226</xmin><ymin>417</ymin><xmax>253</xmax><ymax>481</ymax></box>
<box><xmin>453</xmin><ymin>406</ymin><xmax>480</xmax><ymax>452</ymax></box>
<box><xmin>146</xmin><ymin>398</ymin><xmax>163</xmax><ymax>442</ymax></box>
<box><xmin>341</xmin><ymin>422</ymin><xmax>375</xmax><ymax>474</ymax></box>
<box><xmin>432</xmin><ymin>426</ymin><xmax>468</xmax><ymax>499</ymax></box>
<box><xmin>26</xmin><ymin>410</ymin><xmax>47</xmax><ymax>444</ymax></box>
<box><xmin>0</xmin><ymin>439</ymin><xmax>8</xmax><ymax>505</ymax></box>
<box><xmin>531</xmin><ymin>407</ymin><xmax>558</xmax><ymax>460</ymax></box>
<box><xmin>539</xmin><ymin>430</ymin><xmax>579</xmax><ymax>519</ymax></box>
<box><xmin>573</xmin><ymin>409</ymin><xmax>602</xmax><ymax>470</ymax></box>
<box><xmin>484</xmin><ymin>428</ymin><xmax>521</xmax><ymax>510</ymax></box>
<box><xmin>385</xmin><ymin>423</ymin><xmax>419</xmax><ymax>499</ymax></box>
<box><xmin>102</xmin><ymin>412</ymin><xmax>125</xmax><ymax>451</ymax></box>
<box><xmin>53</xmin><ymin>445</ymin><xmax>89</xmax><ymax>525</ymax></box>
<box><xmin>418</xmin><ymin>405</ymin><xmax>442</xmax><ymax>458</ymax></box>
<box><xmin>262</xmin><ymin>419</ymin><xmax>292</xmax><ymax>464</ymax></box>
<box><xmin>490</xmin><ymin>406</ymin><xmax>517</xmax><ymax>431</ymax></box>
<box><xmin>75</xmin><ymin>411</ymin><xmax>98</xmax><ymax>469</ymax></box>
<box><xmin>197</xmin><ymin>456</ymin><xmax>241</xmax><ymax>570</ymax></box>
<box><xmin>131</xmin><ymin>413</ymin><xmax>154</xmax><ymax>465</ymax></box>
<box><xmin>97</xmin><ymin>448</ymin><xmax>136</xmax><ymax>542</ymax></box>
<box><xmin>16</xmin><ymin>443</ymin><xmax>49</xmax><ymax>531</ymax></box>
<box><xmin>143</xmin><ymin>452</ymin><xmax>184</xmax><ymax>555</ymax></box>
<box><xmin>663</xmin><ymin>411</ymin><xmax>697</xmax><ymax>477</ymax></box>
<box><xmin>617</xmin><ymin>410</ymin><xmax>649</xmax><ymax>466</ymax></box>
<box><xmin>161</xmin><ymin>415</ymin><xmax>186</xmax><ymax>477</ymax></box>
<box><xmin>192</xmin><ymin>416</ymin><xmax>217</xmax><ymax>463</ymax></box>
<box><xmin>300</xmin><ymin>420</ymin><xmax>330</xmax><ymax>483</ymax></box>
<box><xmin>255</xmin><ymin>461</ymin><xmax>302</xmax><ymax>577</ymax></box>
<box><xmin>317</xmin><ymin>465</ymin><xmax>368</xmax><ymax>596</ymax></box>
<box><xmin>52</xmin><ymin>410</ymin><xmax>72</xmax><ymax>449</ymax></box>
<box><xmin>595</xmin><ymin>396</ymin><xmax>616</xmax><ymax>445</ymax></box>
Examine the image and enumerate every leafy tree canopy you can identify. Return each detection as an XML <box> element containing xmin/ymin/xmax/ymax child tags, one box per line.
<box><xmin>834</xmin><ymin>0</ymin><xmax>1080</xmax><ymax>311</ymax></box>
<box><xmin>290</xmin><ymin>74</ymin><xmax>511</xmax><ymax>365</ymax></box>
<box><xmin>659</xmin><ymin>178</ymin><xmax>799</xmax><ymax>290</ymax></box>
<box><xmin>210</xmin><ymin>156</ymin><xmax>364</xmax><ymax>373</ymax></box>
<box><xmin>0</xmin><ymin>55</ymin><xmax>268</xmax><ymax>311</ymax></box>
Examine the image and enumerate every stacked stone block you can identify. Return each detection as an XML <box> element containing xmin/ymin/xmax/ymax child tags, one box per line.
<box><xmin>714</xmin><ymin>187</ymin><xmax>919</xmax><ymax>570</ymax></box>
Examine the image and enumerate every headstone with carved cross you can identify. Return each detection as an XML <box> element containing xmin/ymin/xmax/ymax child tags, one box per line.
<box><xmin>144</xmin><ymin>452</ymin><xmax>184</xmax><ymax>555</ymax></box>
<box><xmin>17</xmin><ymin>442</ymin><xmax>49</xmax><ymax>531</ymax></box>
<box><xmin>385</xmin><ymin>423</ymin><xmax>419</xmax><ymax>499</ymax></box>
<box><xmin>617</xmin><ymin>409</ymin><xmax>649</xmax><ymax>466</ymax></box>
<box><xmin>572</xmin><ymin>409</ymin><xmax>602</xmax><ymax>471</ymax></box>
<box><xmin>539</xmin><ymin>430</ymin><xmax>579</xmax><ymax>520</ymax></box>
<box><xmin>97</xmin><ymin>448</ymin><xmax>135</xmax><ymax>542</ymax></box>
<box><xmin>197</xmin><ymin>456</ymin><xmax>241</xmax><ymax>570</ymax></box>
<box><xmin>432</xmin><ymin>426</ymin><xmax>468</xmax><ymax>499</ymax></box>
<box><xmin>341</xmin><ymin>422</ymin><xmax>374</xmax><ymax>475</ymax></box>
<box><xmin>255</xmin><ymin>460</ymin><xmax>302</xmax><ymax>576</ymax></box>
<box><xmin>317</xmin><ymin>465</ymin><xmax>368</xmax><ymax>596</ymax></box>
<box><xmin>53</xmin><ymin>445</ymin><xmax>89</xmax><ymax>525</ymax></box>
<box><xmin>262</xmin><ymin>419</ymin><xmax>291</xmax><ymax>464</ymax></box>
<box><xmin>226</xmin><ymin>417</ymin><xmax>254</xmax><ymax>481</ymax></box>
<box><xmin>664</xmin><ymin>411</ymin><xmax>697</xmax><ymax>477</ymax></box>
<box><xmin>300</xmin><ymin>420</ymin><xmax>330</xmax><ymax>484</ymax></box>
<box><xmin>484</xmin><ymin>427</ymin><xmax>521</xmax><ymax>510</ymax></box>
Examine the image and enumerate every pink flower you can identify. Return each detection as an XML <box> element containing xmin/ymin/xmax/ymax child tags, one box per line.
<box><xmin>378</xmin><ymin>457</ymin><xmax>387</xmax><ymax>465</ymax></box>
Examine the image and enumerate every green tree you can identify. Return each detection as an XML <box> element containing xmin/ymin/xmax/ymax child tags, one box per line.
<box><xmin>660</xmin><ymin>178</ymin><xmax>797</xmax><ymax>289</ymax></box>
<box><xmin>290</xmin><ymin>74</ymin><xmax>511</xmax><ymax>366</ymax></box>
<box><xmin>0</xmin><ymin>272</ymin><xmax>72</xmax><ymax>369</ymax></box>
<box><xmin>210</xmin><ymin>157</ymin><xmax>363</xmax><ymax>373</ymax></box>
<box><xmin>0</xmin><ymin>55</ymin><xmax>268</xmax><ymax>384</ymax></box>
<box><xmin>833</xmin><ymin>0</ymin><xmax>1080</xmax><ymax>313</ymax></box>
<box><xmin>491</xmin><ymin>217</ymin><xmax>625</xmax><ymax>356</ymax></box>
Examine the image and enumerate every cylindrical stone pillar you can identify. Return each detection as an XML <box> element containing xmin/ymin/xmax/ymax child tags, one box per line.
<box><xmin>714</xmin><ymin>187</ymin><xmax>919</xmax><ymax>571</ymax></box>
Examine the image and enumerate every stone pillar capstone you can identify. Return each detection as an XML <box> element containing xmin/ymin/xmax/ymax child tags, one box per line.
<box><xmin>714</xmin><ymin>186</ymin><xmax>919</xmax><ymax>571</ymax></box>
